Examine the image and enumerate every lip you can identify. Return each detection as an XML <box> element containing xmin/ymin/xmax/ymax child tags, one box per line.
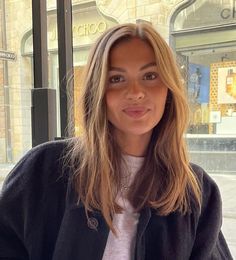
<box><xmin>123</xmin><ymin>106</ymin><xmax>150</xmax><ymax>119</ymax></box>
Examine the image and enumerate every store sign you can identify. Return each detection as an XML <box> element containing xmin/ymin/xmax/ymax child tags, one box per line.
<box><xmin>73</xmin><ymin>22</ymin><xmax>107</xmax><ymax>37</ymax></box>
<box><xmin>22</xmin><ymin>4</ymin><xmax>118</xmax><ymax>54</ymax></box>
<box><xmin>221</xmin><ymin>0</ymin><xmax>236</xmax><ymax>19</ymax></box>
<box><xmin>49</xmin><ymin>21</ymin><xmax>107</xmax><ymax>41</ymax></box>
<box><xmin>48</xmin><ymin>6</ymin><xmax>117</xmax><ymax>49</ymax></box>
<box><xmin>0</xmin><ymin>50</ymin><xmax>16</xmax><ymax>61</ymax></box>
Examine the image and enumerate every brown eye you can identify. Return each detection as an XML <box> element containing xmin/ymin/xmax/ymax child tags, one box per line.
<box><xmin>143</xmin><ymin>72</ymin><xmax>158</xmax><ymax>80</ymax></box>
<box><xmin>109</xmin><ymin>75</ymin><xmax>125</xmax><ymax>83</ymax></box>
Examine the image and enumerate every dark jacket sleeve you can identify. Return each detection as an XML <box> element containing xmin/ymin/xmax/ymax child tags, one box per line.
<box><xmin>0</xmin><ymin>141</ymin><xmax>68</xmax><ymax>260</ymax></box>
<box><xmin>190</xmin><ymin>165</ymin><xmax>233</xmax><ymax>260</ymax></box>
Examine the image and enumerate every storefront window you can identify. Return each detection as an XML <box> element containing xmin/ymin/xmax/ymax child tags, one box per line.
<box><xmin>171</xmin><ymin>0</ymin><xmax>236</xmax><ymax>174</ymax></box>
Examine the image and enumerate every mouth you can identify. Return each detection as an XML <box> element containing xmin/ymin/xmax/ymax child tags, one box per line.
<box><xmin>123</xmin><ymin>107</ymin><xmax>150</xmax><ymax>119</ymax></box>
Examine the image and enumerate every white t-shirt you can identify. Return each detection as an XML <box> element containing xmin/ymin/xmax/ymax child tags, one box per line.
<box><xmin>102</xmin><ymin>155</ymin><xmax>144</xmax><ymax>260</ymax></box>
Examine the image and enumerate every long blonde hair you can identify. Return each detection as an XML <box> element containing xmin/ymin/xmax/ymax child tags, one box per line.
<box><xmin>67</xmin><ymin>23</ymin><xmax>201</xmax><ymax>234</ymax></box>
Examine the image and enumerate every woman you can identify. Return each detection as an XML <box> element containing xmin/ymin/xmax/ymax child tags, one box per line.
<box><xmin>0</xmin><ymin>23</ymin><xmax>232</xmax><ymax>260</ymax></box>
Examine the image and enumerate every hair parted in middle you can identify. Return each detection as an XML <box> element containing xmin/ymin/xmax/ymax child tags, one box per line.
<box><xmin>68</xmin><ymin>22</ymin><xmax>201</xmax><ymax>234</ymax></box>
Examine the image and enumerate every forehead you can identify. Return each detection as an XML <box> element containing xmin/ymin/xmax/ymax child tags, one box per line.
<box><xmin>109</xmin><ymin>37</ymin><xmax>155</xmax><ymax>64</ymax></box>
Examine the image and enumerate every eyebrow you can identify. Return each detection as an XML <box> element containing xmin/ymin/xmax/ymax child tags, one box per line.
<box><xmin>140</xmin><ymin>62</ymin><xmax>157</xmax><ymax>70</ymax></box>
<box><xmin>109</xmin><ymin>62</ymin><xmax>157</xmax><ymax>72</ymax></box>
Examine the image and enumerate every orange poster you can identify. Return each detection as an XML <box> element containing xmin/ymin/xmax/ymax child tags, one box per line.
<box><xmin>217</xmin><ymin>66</ymin><xmax>236</xmax><ymax>104</ymax></box>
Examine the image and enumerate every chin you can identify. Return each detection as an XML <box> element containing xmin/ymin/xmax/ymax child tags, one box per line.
<box><xmin>123</xmin><ymin>128</ymin><xmax>154</xmax><ymax>137</ymax></box>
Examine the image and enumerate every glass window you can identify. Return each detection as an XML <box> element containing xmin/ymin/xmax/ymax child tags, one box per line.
<box><xmin>171</xmin><ymin>0</ymin><xmax>236</xmax><ymax>171</ymax></box>
<box><xmin>0</xmin><ymin>0</ymin><xmax>33</xmax><ymax>168</ymax></box>
<box><xmin>0</xmin><ymin>0</ymin><xmax>59</xmax><ymax>184</ymax></box>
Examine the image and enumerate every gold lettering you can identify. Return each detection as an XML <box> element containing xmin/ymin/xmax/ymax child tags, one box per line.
<box><xmin>84</xmin><ymin>24</ymin><xmax>89</xmax><ymax>36</ymax></box>
<box><xmin>97</xmin><ymin>21</ymin><xmax>107</xmax><ymax>32</ymax></box>
<box><xmin>77</xmin><ymin>25</ymin><xmax>85</xmax><ymax>36</ymax></box>
<box><xmin>89</xmin><ymin>23</ymin><xmax>97</xmax><ymax>34</ymax></box>
<box><xmin>72</xmin><ymin>22</ymin><xmax>108</xmax><ymax>38</ymax></box>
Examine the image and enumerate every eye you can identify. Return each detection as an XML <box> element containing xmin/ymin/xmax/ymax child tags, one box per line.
<box><xmin>143</xmin><ymin>72</ymin><xmax>158</xmax><ymax>80</ymax></box>
<box><xmin>108</xmin><ymin>75</ymin><xmax>125</xmax><ymax>84</ymax></box>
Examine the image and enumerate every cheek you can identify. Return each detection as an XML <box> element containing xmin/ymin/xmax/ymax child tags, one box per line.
<box><xmin>153</xmin><ymin>87</ymin><xmax>168</xmax><ymax>105</ymax></box>
<box><xmin>163</xmin><ymin>89</ymin><xmax>168</xmax><ymax>104</ymax></box>
<box><xmin>105</xmin><ymin>91</ymin><xmax>117</xmax><ymax>118</ymax></box>
<box><xmin>105</xmin><ymin>91</ymin><xmax>112</xmax><ymax>110</ymax></box>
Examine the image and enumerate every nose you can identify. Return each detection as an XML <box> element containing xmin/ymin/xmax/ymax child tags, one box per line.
<box><xmin>126</xmin><ymin>80</ymin><xmax>145</xmax><ymax>100</ymax></box>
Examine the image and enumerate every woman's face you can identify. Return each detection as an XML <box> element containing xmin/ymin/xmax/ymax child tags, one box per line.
<box><xmin>105</xmin><ymin>37</ymin><xmax>168</xmax><ymax>141</ymax></box>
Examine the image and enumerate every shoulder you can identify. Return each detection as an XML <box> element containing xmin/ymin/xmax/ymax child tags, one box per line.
<box><xmin>0</xmin><ymin>140</ymin><xmax>72</xmax><ymax>255</ymax></box>
<box><xmin>1</xmin><ymin>139</ymin><xmax>71</xmax><ymax>200</ymax></box>
<box><xmin>190</xmin><ymin>163</ymin><xmax>220</xmax><ymax>194</ymax></box>
<box><xmin>190</xmin><ymin>163</ymin><xmax>222</xmax><ymax>217</ymax></box>
<box><xmin>14</xmin><ymin>139</ymin><xmax>68</xmax><ymax>168</ymax></box>
<box><xmin>0</xmin><ymin>139</ymin><xmax>72</xmax><ymax>221</ymax></box>
<box><xmin>188</xmin><ymin>166</ymin><xmax>233</xmax><ymax>259</ymax></box>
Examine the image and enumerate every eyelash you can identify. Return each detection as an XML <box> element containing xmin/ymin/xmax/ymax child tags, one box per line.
<box><xmin>143</xmin><ymin>72</ymin><xmax>158</xmax><ymax>80</ymax></box>
<box><xmin>108</xmin><ymin>72</ymin><xmax>158</xmax><ymax>84</ymax></box>
<box><xmin>108</xmin><ymin>75</ymin><xmax>125</xmax><ymax>84</ymax></box>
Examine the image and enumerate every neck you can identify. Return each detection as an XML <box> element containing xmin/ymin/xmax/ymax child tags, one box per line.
<box><xmin>115</xmin><ymin>131</ymin><xmax>152</xmax><ymax>157</ymax></box>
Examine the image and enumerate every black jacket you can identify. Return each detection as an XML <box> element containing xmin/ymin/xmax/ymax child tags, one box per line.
<box><xmin>0</xmin><ymin>140</ymin><xmax>233</xmax><ymax>260</ymax></box>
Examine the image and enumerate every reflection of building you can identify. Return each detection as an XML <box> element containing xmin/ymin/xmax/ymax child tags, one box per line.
<box><xmin>1</xmin><ymin>0</ymin><xmax>236</xmax><ymax>163</ymax></box>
